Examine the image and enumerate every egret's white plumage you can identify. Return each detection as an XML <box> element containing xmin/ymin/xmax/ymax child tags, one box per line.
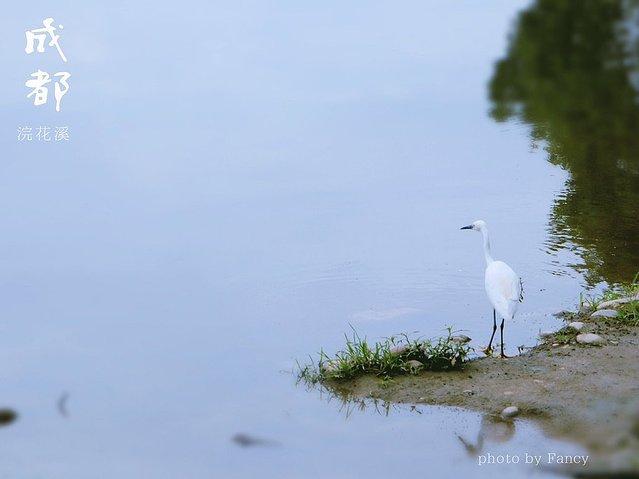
<box><xmin>485</xmin><ymin>261</ymin><xmax>521</xmax><ymax>323</ymax></box>
<box><xmin>461</xmin><ymin>220</ymin><xmax>523</xmax><ymax>357</ymax></box>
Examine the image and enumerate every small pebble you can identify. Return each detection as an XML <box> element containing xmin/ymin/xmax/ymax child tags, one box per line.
<box><xmin>591</xmin><ymin>309</ymin><xmax>619</xmax><ymax>319</ymax></box>
<box><xmin>552</xmin><ymin>343</ymin><xmax>559</xmax><ymax>347</ymax></box>
<box><xmin>390</xmin><ymin>344</ymin><xmax>409</xmax><ymax>355</ymax></box>
<box><xmin>451</xmin><ymin>335</ymin><xmax>471</xmax><ymax>344</ymax></box>
<box><xmin>501</xmin><ymin>406</ymin><xmax>519</xmax><ymax>419</ymax></box>
<box><xmin>576</xmin><ymin>333</ymin><xmax>604</xmax><ymax>345</ymax></box>
<box><xmin>404</xmin><ymin>360</ymin><xmax>424</xmax><ymax>372</ymax></box>
<box><xmin>567</xmin><ymin>321</ymin><xmax>584</xmax><ymax>331</ymax></box>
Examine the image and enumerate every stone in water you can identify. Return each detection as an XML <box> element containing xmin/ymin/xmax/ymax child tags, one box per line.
<box><xmin>501</xmin><ymin>406</ymin><xmax>519</xmax><ymax>419</ymax></box>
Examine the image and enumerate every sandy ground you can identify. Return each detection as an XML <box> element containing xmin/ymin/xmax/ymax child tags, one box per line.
<box><xmin>327</xmin><ymin>312</ymin><xmax>639</xmax><ymax>476</ymax></box>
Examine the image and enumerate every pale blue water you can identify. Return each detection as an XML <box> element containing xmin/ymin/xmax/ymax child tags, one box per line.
<box><xmin>0</xmin><ymin>1</ymin><xmax>607</xmax><ymax>477</ymax></box>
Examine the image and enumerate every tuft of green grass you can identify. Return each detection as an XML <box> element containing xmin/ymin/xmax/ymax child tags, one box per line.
<box><xmin>595</xmin><ymin>274</ymin><xmax>639</xmax><ymax>305</ymax></box>
<box><xmin>295</xmin><ymin>361</ymin><xmax>324</xmax><ymax>384</ymax></box>
<box><xmin>297</xmin><ymin>327</ymin><xmax>471</xmax><ymax>384</ymax></box>
<box><xmin>617</xmin><ymin>301</ymin><xmax>639</xmax><ymax>326</ymax></box>
<box><xmin>548</xmin><ymin>326</ymin><xmax>579</xmax><ymax>345</ymax></box>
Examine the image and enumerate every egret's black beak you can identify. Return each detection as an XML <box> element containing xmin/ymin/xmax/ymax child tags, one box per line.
<box><xmin>460</xmin><ymin>225</ymin><xmax>473</xmax><ymax>230</ymax></box>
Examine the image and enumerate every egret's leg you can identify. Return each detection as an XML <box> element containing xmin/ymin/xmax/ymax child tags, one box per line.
<box><xmin>484</xmin><ymin>310</ymin><xmax>497</xmax><ymax>355</ymax></box>
<box><xmin>499</xmin><ymin>318</ymin><xmax>509</xmax><ymax>358</ymax></box>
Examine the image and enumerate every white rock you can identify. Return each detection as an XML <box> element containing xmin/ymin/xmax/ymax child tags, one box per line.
<box><xmin>567</xmin><ymin>321</ymin><xmax>584</xmax><ymax>331</ymax></box>
<box><xmin>451</xmin><ymin>335</ymin><xmax>471</xmax><ymax>344</ymax></box>
<box><xmin>591</xmin><ymin>309</ymin><xmax>619</xmax><ymax>318</ymax></box>
<box><xmin>404</xmin><ymin>360</ymin><xmax>424</xmax><ymax>372</ymax></box>
<box><xmin>390</xmin><ymin>344</ymin><xmax>410</xmax><ymax>355</ymax></box>
<box><xmin>576</xmin><ymin>333</ymin><xmax>604</xmax><ymax>345</ymax></box>
<box><xmin>597</xmin><ymin>294</ymin><xmax>639</xmax><ymax>310</ymax></box>
<box><xmin>539</xmin><ymin>330</ymin><xmax>554</xmax><ymax>338</ymax></box>
<box><xmin>501</xmin><ymin>406</ymin><xmax>519</xmax><ymax>419</ymax></box>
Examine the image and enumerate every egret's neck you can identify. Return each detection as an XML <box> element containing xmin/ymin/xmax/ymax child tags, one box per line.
<box><xmin>480</xmin><ymin>227</ymin><xmax>494</xmax><ymax>265</ymax></box>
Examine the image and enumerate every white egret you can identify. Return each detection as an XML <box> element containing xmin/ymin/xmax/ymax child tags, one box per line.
<box><xmin>460</xmin><ymin>220</ymin><xmax>523</xmax><ymax>358</ymax></box>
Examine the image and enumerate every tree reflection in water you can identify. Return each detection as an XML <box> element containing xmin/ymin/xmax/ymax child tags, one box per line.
<box><xmin>489</xmin><ymin>0</ymin><xmax>639</xmax><ymax>285</ymax></box>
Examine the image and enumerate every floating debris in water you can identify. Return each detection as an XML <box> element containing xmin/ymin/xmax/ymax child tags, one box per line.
<box><xmin>57</xmin><ymin>392</ymin><xmax>70</xmax><ymax>417</ymax></box>
<box><xmin>231</xmin><ymin>433</ymin><xmax>279</xmax><ymax>448</ymax></box>
<box><xmin>0</xmin><ymin>409</ymin><xmax>17</xmax><ymax>426</ymax></box>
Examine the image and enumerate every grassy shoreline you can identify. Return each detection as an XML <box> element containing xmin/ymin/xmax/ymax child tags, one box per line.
<box><xmin>298</xmin><ymin>277</ymin><xmax>639</xmax><ymax>385</ymax></box>
<box><xmin>298</xmin><ymin>278</ymin><xmax>639</xmax><ymax>475</ymax></box>
<box><xmin>297</xmin><ymin>327</ymin><xmax>472</xmax><ymax>384</ymax></box>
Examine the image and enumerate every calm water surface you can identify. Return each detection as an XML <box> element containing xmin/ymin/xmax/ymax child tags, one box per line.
<box><xmin>0</xmin><ymin>0</ymin><xmax>637</xmax><ymax>477</ymax></box>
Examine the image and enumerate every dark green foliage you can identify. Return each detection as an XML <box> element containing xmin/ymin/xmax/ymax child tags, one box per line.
<box><xmin>489</xmin><ymin>0</ymin><xmax>639</xmax><ymax>285</ymax></box>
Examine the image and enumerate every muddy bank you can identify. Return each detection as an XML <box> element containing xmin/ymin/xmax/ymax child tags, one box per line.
<box><xmin>327</xmin><ymin>311</ymin><xmax>639</xmax><ymax>474</ymax></box>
